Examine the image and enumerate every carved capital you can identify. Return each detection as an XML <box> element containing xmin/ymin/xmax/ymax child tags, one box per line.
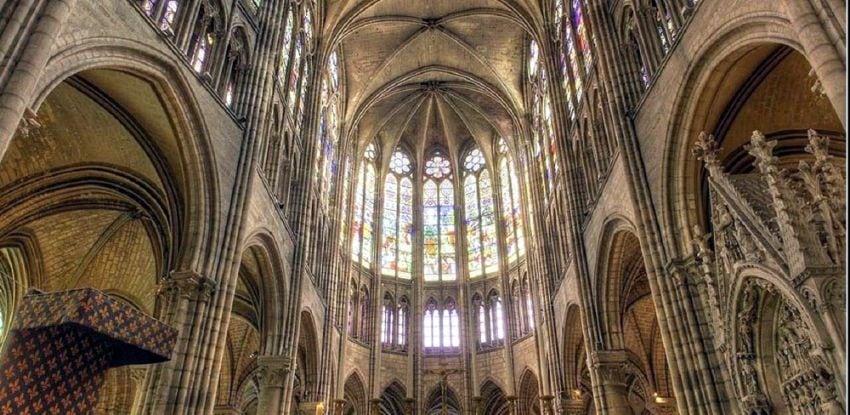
<box><xmin>589</xmin><ymin>350</ymin><xmax>628</xmax><ymax>386</ymax></box>
<box><xmin>256</xmin><ymin>355</ymin><xmax>292</xmax><ymax>388</ymax></box>
<box><xmin>163</xmin><ymin>270</ymin><xmax>216</xmax><ymax>302</ymax></box>
<box><xmin>128</xmin><ymin>366</ymin><xmax>147</xmax><ymax>385</ymax></box>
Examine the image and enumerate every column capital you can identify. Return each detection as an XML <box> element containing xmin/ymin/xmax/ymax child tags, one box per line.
<box><xmin>161</xmin><ymin>270</ymin><xmax>216</xmax><ymax>302</ymax></box>
<box><xmin>255</xmin><ymin>355</ymin><xmax>292</xmax><ymax>388</ymax></box>
<box><xmin>588</xmin><ymin>349</ymin><xmax>628</xmax><ymax>386</ymax></box>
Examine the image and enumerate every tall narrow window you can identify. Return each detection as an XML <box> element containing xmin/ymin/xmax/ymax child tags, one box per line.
<box><xmin>160</xmin><ymin>0</ymin><xmax>178</xmax><ymax>31</ymax></box>
<box><xmin>463</xmin><ymin>148</ymin><xmax>499</xmax><ymax>277</ymax></box>
<box><xmin>424</xmin><ymin>299</ymin><xmax>439</xmax><ymax>348</ymax></box>
<box><xmin>381</xmin><ymin>293</ymin><xmax>394</xmax><ymax>345</ymax></box>
<box><xmin>381</xmin><ymin>151</ymin><xmax>414</xmax><ymax>278</ymax></box>
<box><xmin>523</xmin><ymin>279</ymin><xmax>535</xmax><ymax>330</ymax></box>
<box><xmin>554</xmin><ymin>0</ymin><xmax>577</xmax><ymax>121</ymax></box>
<box><xmin>498</xmin><ymin>140</ymin><xmax>526</xmax><ymax>264</ymax></box>
<box><xmin>423</xmin><ymin>152</ymin><xmax>456</xmax><ymax>282</ymax></box>
<box><xmin>350</xmin><ymin>144</ymin><xmax>377</xmax><ymax>267</ymax></box>
<box><xmin>476</xmin><ymin>295</ymin><xmax>488</xmax><ymax>344</ymax></box>
<box><xmin>141</xmin><ymin>0</ymin><xmax>157</xmax><ymax>16</ymax></box>
<box><xmin>571</xmin><ymin>0</ymin><xmax>593</xmax><ymax>72</ymax></box>
<box><xmin>316</xmin><ymin>50</ymin><xmax>341</xmax><ymax>208</ymax></box>
<box><xmin>397</xmin><ymin>297</ymin><xmax>409</xmax><ymax>348</ymax></box>
<box><xmin>279</xmin><ymin>8</ymin><xmax>295</xmax><ymax>83</ymax></box>
<box><xmin>529</xmin><ymin>40</ymin><xmax>560</xmax><ymax>202</ymax></box>
<box><xmin>489</xmin><ymin>292</ymin><xmax>505</xmax><ymax>342</ymax></box>
<box><xmin>444</xmin><ymin>299</ymin><xmax>460</xmax><ymax>348</ymax></box>
<box><xmin>189</xmin><ymin>10</ymin><xmax>216</xmax><ymax>74</ymax></box>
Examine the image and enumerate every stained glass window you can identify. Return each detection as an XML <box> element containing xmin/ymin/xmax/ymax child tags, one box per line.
<box><xmin>423</xmin><ymin>152</ymin><xmax>456</xmax><ymax>281</ymax></box>
<box><xmin>463</xmin><ymin>148</ymin><xmax>499</xmax><ymax>278</ymax></box>
<box><xmin>351</xmin><ymin>144</ymin><xmax>377</xmax><ymax>267</ymax></box>
<box><xmin>528</xmin><ymin>40</ymin><xmax>540</xmax><ymax>77</ymax></box>
<box><xmin>160</xmin><ymin>0</ymin><xmax>178</xmax><ymax>31</ymax></box>
<box><xmin>288</xmin><ymin>35</ymin><xmax>303</xmax><ymax>115</ymax></box>
<box><xmin>316</xmin><ymin>50</ymin><xmax>341</xmax><ymax>208</ymax></box>
<box><xmin>562</xmin><ymin>17</ymin><xmax>583</xmax><ymax>101</ymax></box>
<box><xmin>571</xmin><ymin>0</ymin><xmax>593</xmax><ymax>72</ymax></box>
<box><xmin>498</xmin><ymin>139</ymin><xmax>526</xmax><ymax>263</ymax></box>
<box><xmin>381</xmin><ymin>151</ymin><xmax>414</xmax><ymax>278</ymax></box>
<box><xmin>339</xmin><ymin>156</ymin><xmax>352</xmax><ymax>248</ymax></box>
<box><xmin>279</xmin><ymin>8</ymin><xmax>294</xmax><ymax>83</ymax></box>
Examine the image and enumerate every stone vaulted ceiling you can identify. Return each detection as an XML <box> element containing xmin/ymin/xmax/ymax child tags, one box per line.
<box><xmin>324</xmin><ymin>0</ymin><xmax>541</xmax><ymax>157</ymax></box>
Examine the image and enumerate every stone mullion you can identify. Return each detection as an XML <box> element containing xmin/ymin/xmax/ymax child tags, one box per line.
<box><xmin>0</xmin><ymin>0</ymin><xmax>74</xmax><ymax>157</ymax></box>
<box><xmin>490</xmin><ymin>160</ymin><xmax>517</xmax><ymax>396</ymax></box>
<box><xmin>174</xmin><ymin>0</ymin><xmax>201</xmax><ymax>51</ymax></box>
<box><xmin>587</xmin><ymin>3</ymin><xmax>724</xmax><ymax>413</ymax></box>
<box><xmin>368</xmin><ymin>170</ymin><xmax>385</xmax><ymax>405</ymax></box>
<box><xmin>412</xmin><ymin>166</ymin><xmax>424</xmax><ymax>410</ymax></box>
<box><xmin>633</xmin><ymin>10</ymin><xmax>661</xmax><ymax>73</ymax></box>
<box><xmin>456</xmin><ymin>169</ymin><xmax>477</xmax><ymax>412</ymax></box>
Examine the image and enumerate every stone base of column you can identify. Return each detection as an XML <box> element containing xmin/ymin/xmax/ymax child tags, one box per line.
<box><xmin>299</xmin><ymin>401</ymin><xmax>327</xmax><ymax>414</ymax></box>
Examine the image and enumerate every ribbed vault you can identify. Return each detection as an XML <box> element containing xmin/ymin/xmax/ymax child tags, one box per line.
<box><xmin>325</xmin><ymin>0</ymin><xmax>537</xmax><ymax>155</ymax></box>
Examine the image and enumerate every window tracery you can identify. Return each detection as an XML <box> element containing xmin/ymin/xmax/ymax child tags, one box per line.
<box><xmin>424</xmin><ymin>298</ymin><xmax>460</xmax><ymax>352</ymax></box>
<box><xmin>463</xmin><ymin>148</ymin><xmax>498</xmax><ymax>277</ymax></box>
<box><xmin>423</xmin><ymin>152</ymin><xmax>457</xmax><ymax>282</ymax></box>
<box><xmin>350</xmin><ymin>144</ymin><xmax>377</xmax><ymax>267</ymax></box>
<box><xmin>381</xmin><ymin>150</ymin><xmax>414</xmax><ymax>279</ymax></box>
<box><xmin>498</xmin><ymin>139</ymin><xmax>526</xmax><ymax>263</ymax></box>
<box><xmin>315</xmin><ymin>50</ymin><xmax>341</xmax><ymax>208</ymax></box>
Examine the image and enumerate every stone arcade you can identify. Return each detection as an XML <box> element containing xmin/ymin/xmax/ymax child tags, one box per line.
<box><xmin>0</xmin><ymin>0</ymin><xmax>845</xmax><ymax>414</ymax></box>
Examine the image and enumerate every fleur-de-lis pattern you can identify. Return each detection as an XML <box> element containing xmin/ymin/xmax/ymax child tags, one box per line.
<box><xmin>0</xmin><ymin>288</ymin><xmax>177</xmax><ymax>414</ymax></box>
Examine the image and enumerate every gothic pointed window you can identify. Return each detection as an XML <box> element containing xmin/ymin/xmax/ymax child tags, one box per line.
<box><xmin>423</xmin><ymin>152</ymin><xmax>457</xmax><ymax>282</ymax></box>
<box><xmin>523</xmin><ymin>278</ymin><xmax>535</xmax><ymax>330</ymax></box>
<box><xmin>295</xmin><ymin>8</ymin><xmax>314</xmax><ymax>128</ymax></box>
<box><xmin>443</xmin><ymin>298</ymin><xmax>460</xmax><ymax>348</ymax></box>
<box><xmin>316</xmin><ymin>50</ymin><xmax>342</xmax><ymax>208</ymax></box>
<box><xmin>279</xmin><ymin>7</ymin><xmax>295</xmax><ymax>84</ymax></box>
<box><xmin>488</xmin><ymin>291</ymin><xmax>505</xmax><ymax>342</ymax></box>
<box><xmin>351</xmin><ymin>144</ymin><xmax>377</xmax><ymax>267</ymax></box>
<box><xmin>160</xmin><ymin>0</ymin><xmax>178</xmax><ymax>31</ymax></box>
<box><xmin>381</xmin><ymin>150</ymin><xmax>414</xmax><ymax>279</ymax></box>
<box><xmin>188</xmin><ymin>6</ymin><xmax>216</xmax><ymax>74</ymax></box>
<box><xmin>397</xmin><ymin>297</ymin><xmax>409</xmax><ymax>349</ymax></box>
<box><xmin>474</xmin><ymin>294</ymin><xmax>488</xmax><ymax>344</ymax></box>
<box><xmin>463</xmin><ymin>148</ymin><xmax>499</xmax><ymax>278</ymax></box>
<box><xmin>498</xmin><ymin>139</ymin><xmax>526</xmax><ymax>263</ymax></box>
<box><xmin>571</xmin><ymin>0</ymin><xmax>593</xmax><ymax>72</ymax></box>
<box><xmin>423</xmin><ymin>299</ymin><xmax>439</xmax><ymax>348</ymax></box>
<box><xmin>381</xmin><ymin>293</ymin><xmax>394</xmax><ymax>345</ymax></box>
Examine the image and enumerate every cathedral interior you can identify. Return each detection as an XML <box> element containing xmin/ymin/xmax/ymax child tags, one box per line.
<box><xmin>0</xmin><ymin>0</ymin><xmax>846</xmax><ymax>414</ymax></box>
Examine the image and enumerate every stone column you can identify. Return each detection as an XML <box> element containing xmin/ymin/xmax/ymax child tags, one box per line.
<box><xmin>255</xmin><ymin>356</ymin><xmax>292</xmax><ymax>415</ymax></box>
<box><xmin>540</xmin><ymin>395</ymin><xmax>555</xmax><ymax>415</ymax></box>
<box><xmin>333</xmin><ymin>399</ymin><xmax>347</xmax><ymax>415</ymax></box>
<box><xmin>471</xmin><ymin>396</ymin><xmax>483</xmax><ymax>415</ymax></box>
<box><xmin>129</xmin><ymin>367</ymin><xmax>148</xmax><ymax>415</ymax></box>
<box><xmin>781</xmin><ymin>0</ymin><xmax>846</xmax><ymax>127</ymax></box>
<box><xmin>404</xmin><ymin>397</ymin><xmax>416</xmax><ymax>415</ymax></box>
<box><xmin>0</xmin><ymin>0</ymin><xmax>77</xmax><ymax>157</ymax></box>
<box><xmin>558</xmin><ymin>397</ymin><xmax>586</xmax><ymax>415</ymax></box>
<box><xmin>588</xmin><ymin>350</ymin><xmax>630</xmax><ymax>415</ymax></box>
<box><xmin>505</xmin><ymin>395</ymin><xmax>518</xmax><ymax>415</ymax></box>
